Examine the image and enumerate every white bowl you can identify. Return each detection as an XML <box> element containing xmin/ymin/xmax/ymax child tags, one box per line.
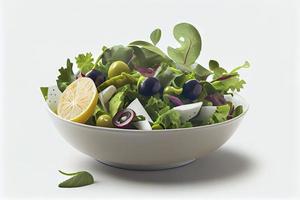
<box><xmin>47</xmin><ymin>94</ymin><xmax>248</xmax><ymax>170</ymax></box>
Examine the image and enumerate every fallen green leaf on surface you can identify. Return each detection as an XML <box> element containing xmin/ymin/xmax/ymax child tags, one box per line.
<box><xmin>58</xmin><ymin>170</ymin><xmax>94</xmax><ymax>188</ymax></box>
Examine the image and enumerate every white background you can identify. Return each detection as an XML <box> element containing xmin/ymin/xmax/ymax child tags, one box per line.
<box><xmin>0</xmin><ymin>0</ymin><xmax>299</xmax><ymax>199</ymax></box>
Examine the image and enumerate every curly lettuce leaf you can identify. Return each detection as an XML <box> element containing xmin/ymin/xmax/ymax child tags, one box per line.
<box><xmin>208</xmin><ymin>104</ymin><xmax>231</xmax><ymax>124</ymax></box>
<box><xmin>75</xmin><ymin>53</ymin><xmax>94</xmax><ymax>74</ymax></box>
<box><xmin>56</xmin><ymin>59</ymin><xmax>75</xmax><ymax>92</ymax></box>
<box><xmin>150</xmin><ymin>28</ymin><xmax>161</xmax><ymax>45</ymax></box>
<box><xmin>167</xmin><ymin>23</ymin><xmax>201</xmax><ymax>66</ymax></box>
<box><xmin>153</xmin><ymin>109</ymin><xmax>191</xmax><ymax>129</ymax></box>
<box><xmin>144</xmin><ymin>97</ymin><xmax>170</xmax><ymax>121</ymax></box>
<box><xmin>210</xmin><ymin>61</ymin><xmax>250</xmax><ymax>93</ymax></box>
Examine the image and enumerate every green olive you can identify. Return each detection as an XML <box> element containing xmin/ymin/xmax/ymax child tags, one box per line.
<box><xmin>163</xmin><ymin>86</ymin><xmax>183</xmax><ymax>95</ymax></box>
<box><xmin>96</xmin><ymin>114</ymin><xmax>114</xmax><ymax>128</ymax></box>
<box><xmin>108</xmin><ymin>61</ymin><xmax>130</xmax><ymax>78</ymax></box>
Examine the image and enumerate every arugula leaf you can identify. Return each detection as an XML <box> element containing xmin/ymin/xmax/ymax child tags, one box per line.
<box><xmin>56</xmin><ymin>59</ymin><xmax>75</xmax><ymax>92</ymax></box>
<box><xmin>150</xmin><ymin>28</ymin><xmax>161</xmax><ymax>45</ymax></box>
<box><xmin>58</xmin><ymin>170</ymin><xmax>94</xmax><ymax>188</ymax></box>
<box><xmin>40</xmin><ymin>87</ymin><xmax>48</xmax><ymax>100</ymax></box>
<box><xmin>75</xmin><ymin>53</ymin><xmax>94</xmax><ymax>74</ymax></box>
<box><xmin>154</xmin><ymin>63</ymin><xmax>182</xmax><ymax>87</ymax></box>
<box><xmin>145</xmin><ymin>97</ymin><xmax>170</xmax><ymax>121</ymax></box>
<box><xmin>167</xmin><ymin>23</ymin><xmax>201</xmax><ymax>66</ymax></box>
<box><xmin>102</xmin><ymin>45</ymin><xmax>134</xmax><ymax>66</ymax></box>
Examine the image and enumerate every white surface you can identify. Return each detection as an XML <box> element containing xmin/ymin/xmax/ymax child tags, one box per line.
<box><xmin>0</xmin><ymin>0</ymin><xmax>299</xmax><ymax>199</ymax></box>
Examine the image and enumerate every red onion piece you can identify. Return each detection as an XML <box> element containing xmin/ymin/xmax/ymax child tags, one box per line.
<box><xmin>136</xmin><ymin>67</ymin><xmax>156</xmax><ymax>77</ymax></box>
<box><xmin>168</xmin><ymin>95</ymin><xmax>184</xmax><ymax>106</ymax></box>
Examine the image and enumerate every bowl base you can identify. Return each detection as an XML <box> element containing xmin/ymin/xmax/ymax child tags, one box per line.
<box><xmin>96</xmin><ymin>159</ymin><xmax>196</xmax><ymax>171</ymax></box>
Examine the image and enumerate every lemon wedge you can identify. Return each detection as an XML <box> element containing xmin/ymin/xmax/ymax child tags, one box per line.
<box><xmin>57</xmin><ymin>77</ymin><xmax>98</xmax><ymax>123</ymax></box>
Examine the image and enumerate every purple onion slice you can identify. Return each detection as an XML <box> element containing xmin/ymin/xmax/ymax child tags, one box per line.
<box><xmin>205</xmin><ymin>93</ymin><xmax>226</xmax><ymax>106</ymax></box>
<box><xmin>112</xmin><ymin>108</ymin><xmax>136</xmax><ymax>129</ymax></box>
<box><xmin>168</xmin><ymin>95</ymin><xmax>184</xmax><ymax>106</ymax></box>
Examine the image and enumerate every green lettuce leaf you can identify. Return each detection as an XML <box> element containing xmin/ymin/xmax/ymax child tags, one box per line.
<box><xmin>194</xmin><ymin>64</ymin><xmax>212</xmax><ymax>81</ymax></box>
<box><xmin>109</xmin><ymin>91</ymin><xmax>126</xmax><ymax>117</ymax></box>
<box><xmin>208</xmin><ymin>104</ymin><xmax>231</xmax><ymax>124</ymax></box>
<box><xmin>154</xmin><ymin>63</ymin><xmax>182</xmax><ymax>87</ymax></box>
<box><xmin>108</xmin><ymin>84</ymin><xmax>138</xmax><ymax>117</ymax></box>
<box><xmin>167</xmin><ymin>23</ymin><xmax>201</xmax><ymax>66</ymax></box>
<box><xmin>56</xmin><ymin>59</ymin><xmax>75</xmax><ymax>92</ymax></box>
<box><xmin>144</xmin><ymin>97</ymin><xmax>170</xmax><ymax>121</ymax></box>
<box><xmin>40</xmin><ymin>87</ymin><xmax>48</xmax><ymax>100</ymax></box>
<box><xmin>153</xmin><ymin>109</ymin><xmax>192</xmax><ymax>129</ymax></box>
<box><xmin>75</xmin><ymin>52</ymin><xmax>94</xmax><ymax>74</ymax></box>
<box><xmin>210</xmin><ymin>61</ymin><xmax>250</xmax><ymax>93</ymax></box>
<box><xmin>150</xmin><ymin>28</ymin><xmax>162</xmax><ymax>45</ymax></box>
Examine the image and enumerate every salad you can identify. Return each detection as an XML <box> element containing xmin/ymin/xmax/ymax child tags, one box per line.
<box><xmin>40</xmin><ymin>23</ymin><xmax>249</xmax><ymax>130</ymax></box>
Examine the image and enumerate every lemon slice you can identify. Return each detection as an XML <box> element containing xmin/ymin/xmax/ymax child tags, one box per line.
<box><xmin>57</xmin><ymin>77</ymin><xmax>98</xmax><ymax>123</ymax></box>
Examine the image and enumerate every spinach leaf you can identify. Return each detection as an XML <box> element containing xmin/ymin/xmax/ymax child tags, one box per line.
<box><xmin>130</xmin><ymin>46</ymin><xmax>165</xmax><ymax>68</ymax></box>
<box><xmin>56</xmin><ymin>59</ymin><xmax>75</xmax><ymax>92</ymax></box>
<box><xmin>102</xmin><ymin>45</ymin><xmax>134</xmax><ymax>66</ymax></box>
<box><xmin>58</xmin><ymin>170</ymin><xmax>94</xmax><ymax>188</ymax></box>
<box><xmin>167</xmin><ymin>23</ymin><xmax>201</xmax><ymax>66</ymax></box>
<box><xmin>129</xmin><ymin>40</ymin><xmax>168</xmax><ymax>60</ymax></box>
<box><xmin>150</xmin><ymin>28</ymin><xmax>161</xmax><ymax>45</ymax></box>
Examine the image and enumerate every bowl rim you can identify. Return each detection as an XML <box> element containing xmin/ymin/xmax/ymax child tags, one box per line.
<box><xmin>47</xmin><ymin>93</ymin><xmax>249</xmax><ymax>134</ymax></box>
